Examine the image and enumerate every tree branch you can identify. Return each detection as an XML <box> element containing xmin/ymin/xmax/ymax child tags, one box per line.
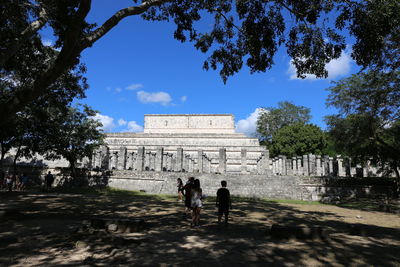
<box><xmin>0</xmin><ymin>6</ymin><xmax>48</xmax><ymax>67</ymax></box>
<box><xmin>84</xmin><ymin>0</ymin><xmax>172</xmax><ymax>47</ymax></box>
<box><xmin>214</xmin><ymin>10</ymin><xmax>244</xmax><ymax>34</ymax></box>
<box><xmin>0</xmin><ymin>0</ymin><xmax>92</xmax><ymax>126</ymax></box>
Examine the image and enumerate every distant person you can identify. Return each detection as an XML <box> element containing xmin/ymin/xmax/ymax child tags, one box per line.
<box><xmin>183</xmin><ymin>177</ymin><xmax>195</xmax><ymax>214</ymax></box>
<box><xmin>45</xmin><ymin>171</ymin><xmax>54</xmax><ymax>190</ymax></box>
<box><xmin>216</xmin><ymin>180</ymin><xmax>231</xmax><ymax>224</ymax></box>
<box><xmin>191</xmin><ymin>179</ymin><xmax>203</xmax><ymax>227</ymax></box>
<box><xmin>20</xmin><ymin>173</ymin><xmax>29</xmax><ymax>191</ymax></box>
<box><xmin>177</xmin><ymin>178</ymin><xmax>184</xmax><ymax>201</ymax></box>
<box><xmin>5</xmin><ymin>173</ymin><xmax>13</xmax><ymax>192</ymax></box>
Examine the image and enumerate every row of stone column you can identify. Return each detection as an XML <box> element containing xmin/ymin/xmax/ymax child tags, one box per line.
<box><xmin>92</xmin><ymin>146</ymin><xmax>219</xmax><ymax>173</ymax></box>
<box><xmin>269</xmin><ymin>154</ymin><xmax>380</xmax><ymax>177</ymax></box>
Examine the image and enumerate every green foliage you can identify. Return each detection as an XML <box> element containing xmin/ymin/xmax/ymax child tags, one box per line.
<box><xmin>269</xmin><ymin>123</ymin><xmax>327</xmax><ymax>157</ymax></box>
<box><xmin>326</xmin><ymin>70</ymin><xmax>400</xmax><ymax>177</ymax></box>
<box><xmin>1</xmin><ymin>0</ymin><xmax>400</xmax><ymax>120</ymax></box>
<box><xmin>38</xmin><ymin>105</ymin><xmax>104</xmax><ymax>177</ymax></box>
<box><xmin>256</xmin><ymin>101</ymin><xmax>311</xmax><ymax>143</ymax></box>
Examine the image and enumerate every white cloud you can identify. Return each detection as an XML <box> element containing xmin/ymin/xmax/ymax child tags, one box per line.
<box><xmin>115</xmin><ymin>87</ymin><xmax>122</xmax><ymax>93</ymax></box>
<box><xmin>288</xmin><ymin>50</ymin><xmax>352</xmax><ymax>80</ymax></box>
<box><xmin>126</xmin><ymin>121</ymin><xmax>143</xmax><ymax>132</ymax></box>
<box><xmin>126</xmin><ymin>83</ymin><xmax>143</xmax><ymax>90</ymax></box>
<box><xmin>180</xmin><ymin>96</ymin><xmax>187</xmax><ymax>103</ymax></box>
<box><xmin>235</xmin><ymin>108</ymin><xmax>266</xmax><ymax>136</ymax></box>
<box><xmin>137</xmin><ymin>90</ymin><xmax>172</xmax><ymax>106</ymax></box>
<box><xmin>118</xmin><ymin>119</ymin><xmax>127</xmax><ymax>126</ymax></box>
<box><xmin>93</xmin><ymin>114</ymin><xmax>116</xmax><ymax>132</ymax></box>
<box><xmin>42</xmin><ymin>39</ymin><xmax>53</xmax><ymax>46</ymax></box>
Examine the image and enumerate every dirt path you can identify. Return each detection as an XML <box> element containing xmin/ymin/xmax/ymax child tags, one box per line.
<box><xmin>0</xmin><ymin>190</ymin><xmax>399</xmax><ymax>266</ymax></box>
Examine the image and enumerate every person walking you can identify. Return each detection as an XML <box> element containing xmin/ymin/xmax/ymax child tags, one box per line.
<box><xmin>177</xmin><ymin>178</ymin><xmax>184</xmax><ymax>201</ymax></box>
<box><xmin>45</xmin><ymin>171</ymin><xmax>54</xmax><ymax>190</ymax></box>
<box><xmin>216</xmin><ymin>180</ymin><xmax>231</xmax><ymax>224</ymax></box>
<box><xmin>183</xmin><ymin>177</ymin><xmax>194</xmax><ymax>215</ymax></box>
<box><xmin>191</xmin><ymin>179</ymin><xmax>203</xmax><ymax>227</ymax></box>
<box><xmin>5</xmin><ymin>173</ymin><xmax>13</xmax><ymax>192</ymax></box>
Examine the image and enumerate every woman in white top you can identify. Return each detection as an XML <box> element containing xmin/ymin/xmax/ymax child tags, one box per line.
<box><xmin>191</xmin><ymin>179</ymin><xmax>202</xmax><ymax>227</ymax></box>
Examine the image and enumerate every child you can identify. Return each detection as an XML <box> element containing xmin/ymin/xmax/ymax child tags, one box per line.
<box><xmin>216</xmin><ymin>180</ymin><xmax>231</xmax><ymax>224</ymax></box>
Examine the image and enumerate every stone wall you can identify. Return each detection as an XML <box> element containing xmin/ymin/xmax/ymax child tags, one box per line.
<box><xmin>108</xmin><ymin>171</ymin><xmax>301</xmax><ymax>200</ymax></box>
<box><xmin>143</xmin><ymin>114</ymin><xmax>235</xmax><ymax>134</ymax></box>
<box><xmin>108</xmin><ymin>171</ymin><xmax>396</xmax><ymax>201</ymax></box>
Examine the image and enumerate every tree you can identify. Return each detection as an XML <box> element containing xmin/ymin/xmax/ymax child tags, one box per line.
<box><xmin>1</xmin><ymin>0</ymin><xmax>399</xmax><ymax>123</ymax></box>
<box><xmin>38</xmin><ymin>105</ymin><xmax>104</xmax><ymax>179</ymax></box>
<box><xmin>270</xmin><ymin>123</ymin><xmax>327</xmax><ymax>157</ymax></box>
<box><xmin>0</xmin><ymin>41</ymin><xmax>87</xmax><ymax>173</ymax></box>
<box><xmin>257</xmin><ymin>101</ymin><xmax>311</xmax><ymax>143</ymax></box>
<box><xmin>326</xmin><ymin>70</ymin><xmax>400</xmax><ymax>178</ymax></box>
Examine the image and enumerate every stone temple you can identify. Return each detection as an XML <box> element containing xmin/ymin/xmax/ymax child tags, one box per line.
<box><xmin>102</xmin><ymin>114</ymin><xmax>267</xmax><ymax>173</ymax></box>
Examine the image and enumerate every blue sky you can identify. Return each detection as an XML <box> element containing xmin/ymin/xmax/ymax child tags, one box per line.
<box><xmin>41</xmin><ymin>1</ymin><xmax>359</xmax><ymax>136</ymax></box>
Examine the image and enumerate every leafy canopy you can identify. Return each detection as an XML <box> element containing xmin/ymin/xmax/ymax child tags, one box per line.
<box><xmin>257</xmin><ymin>101</ymin><xmax>311</xmax><ymax>143</ymax></box>
<box><xmin>325</xmin><ymin>70</ymin><xmax>400</xmax><ymax>177</ymax></box>
<box><xmin>1</xmin><ymin>0</ymin><xmax>399</xmax><ymax>122</ymax></box>
<box><xmin>270</xmin><ymin>123</ymin><xmax>327</xmax><ymax>157</ymax></box>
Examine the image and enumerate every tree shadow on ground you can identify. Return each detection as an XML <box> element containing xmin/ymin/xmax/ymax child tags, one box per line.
<box><xmin>0</xmin><ymin>189</ymin><xmax>399</xmax><ymax>266</ymax></box>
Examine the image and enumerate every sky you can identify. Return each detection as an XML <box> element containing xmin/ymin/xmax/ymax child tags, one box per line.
<box><xmin>40</xmin><ymin>1</ymin><xmax>359</xmax><ymax>136</ymax></box>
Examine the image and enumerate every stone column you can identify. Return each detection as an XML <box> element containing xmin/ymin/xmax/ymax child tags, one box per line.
<box><xmin>303</xmin><ymin>155</ymin><xmax>309</xmax><ymax>176</ymax></box>
<box><xmin>308</xmin><ymin>154</ymin><xmax>316</xmax><ymax>176</ymax></box>
<box><xmin>117</xmin><ymin>147</ymin><xmax>127</xmax><ymax>170</ymax></box>
<box><xmin>297</xmin><ymin>157</ymin><xmax>303</xmax><ymax>176</ymax></box>
<box><xmin>261</xmin><ymin>151</ymin><xmax>269</xmax><ymax>174</ymax></box>
<box><xmin>241</xmin><ymin>148</ymin><xmax>247</xmax><ymax>174</ymax></box>
<box><xmin>167</xmin><ymin>154</ymin><xmax>172</xmax><ymax>171</ymax></box>
<box><xmin>316</xmin><ymin>155</ymin><xmax>322</xmax><ymax>176</ymax></box>
<box><xmin>219</xmin><ymin>148</ymin><xmax>227</xmax><ymax>173</ymax></box>
<box><xmin>155</xmin><ymin>147</ymin><xmax>164</xmax><ymax>172</ymax></box>
<box><xmin>183</xmin><ymin>155</ymin><xmax>188</xmax><ymax>172</ymax></box>
<box><xmin>328</xmin><ymin>157</ymin><xmax>334</xmax><ymax>176</ymax></box>
<box><xmin>198</xmin><ymin>150</ymin><xmax>204</xmax><ymax>173</ymax></box>
<box><xmin>112</xmin><ymin>152</ymin><xmax>118</xmax><ymax>169</ymax></box>
<box><xmin>101</xmin><ymin>146</ymin><xmax>110</xmax><ymax>170</ymax></box>
<box><xmin>163</xmin><ymin>153</ymin><xmax>167</xmax><ymax>171</ymax></box>
<box><xmin>176</xmin><ymin>148</ymin><xmax>183</xmax><ymax>172</ymax></box>
<box><xmin>292</xmin><ymin>157</ymin><xmax>297</xmax><ymax>175</ymax></box>
<box><xmin>282</xmin><ymin>155</ymin><xmax>287</xmax><ymax>175</ymax></box>
<box><xmin>152</xmin><ymin>153</ymin><xmax>157</xmax><ymax>171</ymax></box>
<box><xmin>136</xmin><ymin>147</ymin><xmax>145</xmax><ymax>171</ymax></box>
<box><xmin>277</xmin><ymin>156</ymin><xmax>282</xmax><ymax>175</ymax></box>
<box><xmin>189</xmin><ymin>159</ymin><xmax>194</xmax><ymax>172</ymax></box>
<box><xmin>131</xmin><ymin>152</ymin><xmax>137</xmax><ymax>170</ymax></box>
<box><xmin>126</xmin><ymin>152</ymin><xmax>132</xmax><ymax>170</ymax></box>
<box><xmin>337</xmin><ymin>155</ymin><xmax>344</xmax><ymax>177</ymax></box>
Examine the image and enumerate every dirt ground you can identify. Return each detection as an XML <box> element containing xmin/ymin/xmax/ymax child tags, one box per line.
<box><xmin>0</xmin><ymin>189</ymin><xmax>399</xmax><ymax>267</ymax></box>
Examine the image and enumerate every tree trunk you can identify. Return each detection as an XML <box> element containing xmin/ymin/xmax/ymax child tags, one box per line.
<box><xmin>394</xmin><ymin>166</ymin><xmax>400</xmax><ymax>198</ymax></box>
<box><xmin>0</xmin><ymin>143</ymin><xmax>5</xmax><ymax>174</ymax></box>
<box><xmin>12</xmin><ymin>144</ymin><xmax>22</xmax><ymax>177</ymax></box>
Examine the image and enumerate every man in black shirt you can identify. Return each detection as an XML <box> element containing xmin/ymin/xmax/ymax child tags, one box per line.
<box><xmin>216</xmin><ymin>180</ymin><xmax>231</xmax><ymax>224</ymax></box>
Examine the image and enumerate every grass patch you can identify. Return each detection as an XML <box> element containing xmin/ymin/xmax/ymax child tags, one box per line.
<box><xmin>51</xmin><ymin>187</ymin><xmax>325</xmax><ymax>205</ymax></box>
<box><xmin>262</xmin><ymin>198</ymin><xmax>325</xmax><ymax>205</ymax></box>
<box><xmin>204</xmin><ymin>195</ymin><xmax>324</xmax><ymax>205</ymax></box>
<box><xmin>105</xmin><ymin>187</ymin><xmax>176</xmax><ymax>201</ymax></box>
